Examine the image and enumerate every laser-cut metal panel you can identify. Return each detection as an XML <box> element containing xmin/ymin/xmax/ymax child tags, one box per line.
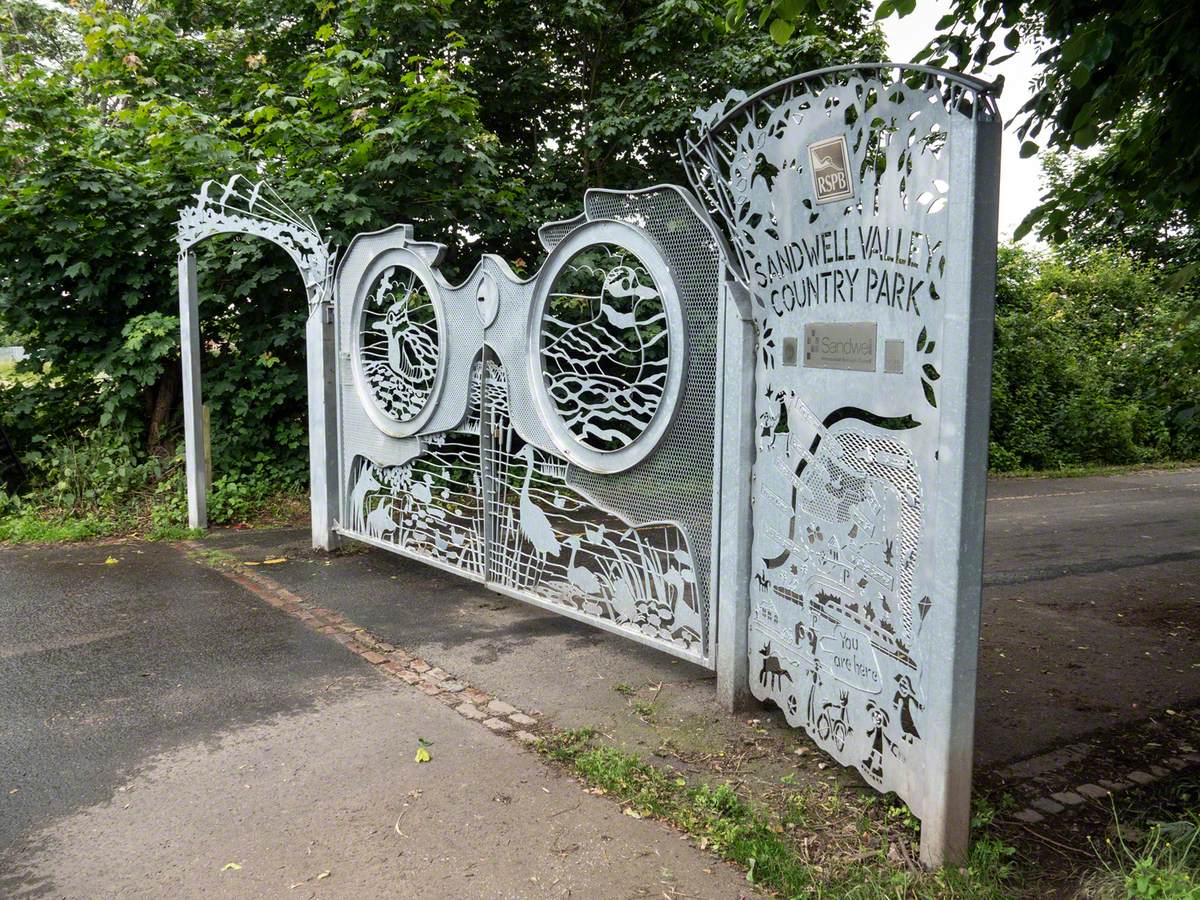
<box><xmin>177</xmin><ymin>175</ymin><xmax>334</xmax><ymax>307</ymax></box>
<box><xmin>682</xmin><ymin>64</ymin><xmax>1001</xmax><ymax>855</ymax></box>
<box><xmin>332</xmin><ymin>188</ymin><xmax>725</xmax><ymax>665</ymax></box>
<box><xmin>174</xmin><ymin>175</ymin><xmax>340</xmax><ymax>548</ymax></box>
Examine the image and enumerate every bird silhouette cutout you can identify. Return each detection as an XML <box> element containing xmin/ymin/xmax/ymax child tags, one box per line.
<box><xmin>515</xmin><ymin>443</ymin><xmax>563</xmax><ymax>561</ymax></box>
<box><xmin>811</xmin><ymin>152</ymin><xmax>839</xmax><ymax>172</ymax></box>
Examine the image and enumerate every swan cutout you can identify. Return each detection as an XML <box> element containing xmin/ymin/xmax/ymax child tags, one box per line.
<box><xmin>371</xmin><ymin>298</ymin><xmax>438</xmax><ymax>385</ymax></box>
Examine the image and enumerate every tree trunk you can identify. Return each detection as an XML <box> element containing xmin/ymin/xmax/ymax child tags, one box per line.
<box><xmin>146</xmin><ymin>364</ymin><xmax>179</xmax><ymax>454</ymax></box>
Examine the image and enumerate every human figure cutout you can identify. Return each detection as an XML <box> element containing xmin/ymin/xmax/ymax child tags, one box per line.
<box><xmin>892</xmin><ymin>673</ymin><xmax>924</xmax><ymax>744</ymax></box>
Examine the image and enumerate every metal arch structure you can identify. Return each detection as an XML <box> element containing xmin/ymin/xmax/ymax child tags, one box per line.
<box><xmin>682</xmin><ymin>62</ymin><xmax>1001</xmax><ymax>865</ymax></box>
<box><xmin>176</xmin><ymin>175</ymin><xmax>339</xmax><ymax>549</ymax></box>
<box><xmin>173</xmin><ymin>61</ymin><xmax>1001</xmax><ymax>869</ymax></box>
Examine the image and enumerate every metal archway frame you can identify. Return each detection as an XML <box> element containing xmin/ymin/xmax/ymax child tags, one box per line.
<box><xmin>175</xmin><ymin>175</ymin><xmax>339</xmax><ymax>550</ymax></box>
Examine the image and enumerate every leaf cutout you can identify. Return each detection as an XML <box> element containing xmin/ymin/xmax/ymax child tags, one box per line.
<box><xmin>923</xmin><ymin>364</ymin><xmax>941</xmax><ymax>381</ymax></box>
<box><xmin>916</xmin><ymin>327</ymin><xmax>927</xmax><ymax>351</ymax></box>
<box><xmin>922</xmin><ymin>379</ymin><xmax>938</xmax><ymax>407</ymax></box>
<box><xmin>924</xmin><ymin>340</ymin><xmax>936</xmax><ymax>354</ymax></box>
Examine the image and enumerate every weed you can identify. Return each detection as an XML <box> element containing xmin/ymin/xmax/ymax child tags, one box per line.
<box><xmin>613</xmin><ymin>682</ymin><xmax>636</xmax><ymax>697</ymax></box>
<box><xmin>631</xmin><ymin>699</ymin><xmax>656</xmax><ymax>719</ymax></box>
<box><xmin>186</xmin><ymin>546</ymin><xmax>240</xmax><ymax>570</ymax></box>
<box><xmin>1082</xmin><ymin>813</ymin><xmax>1200</xmax><ymax>899</ymax></box>
<box><xmin>0</xmin><ymin>507</ymin><xmax>114</xmax><ymax>543</ymax></box>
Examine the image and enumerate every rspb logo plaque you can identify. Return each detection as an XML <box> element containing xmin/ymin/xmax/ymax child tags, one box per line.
<box><xmin>808</xmin><ymin>135</ymin><xmax>854</xmax><ymax>204</ymax></box>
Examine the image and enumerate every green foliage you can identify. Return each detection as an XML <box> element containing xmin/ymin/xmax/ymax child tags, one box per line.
<box><xmin>0</xmin><ymin>0</ymin><xmax>878</xmax><ymax>512</ymax></box>
<box><xmin>1039</xmin><ymin>151</ymin><xmax>1200</xmax><ymax>280</ymax></box>
<box><xmin>989</xmin><ymin>244</ymin><xmax>1200</xmax><ymax>471</ymax></box>
<box><xmin>1083</xmin><ymin>815</ymin><xmax>1200</xmax><ymax>900</ymax></box>
<box><xmin>0</xmin><ymin>500</ymin><xmax>115</xmax><ymax>543</ymax></box>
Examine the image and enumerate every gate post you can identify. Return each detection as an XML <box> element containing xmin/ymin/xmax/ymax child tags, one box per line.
<box><xmin>178</xmin><ymin>250</ymin><xmax>207</xmax><ymax>530</ymax></box>
<box><xmin>715</xmin><ymin>278</ymin><xmax>756</xmax><ymax>712</ymax></box>
<box><xmin>916</xmin><ymin>109</ymin><xmax>1002</xmax><ymax>869</ymax></box>
<box><xmin>305</xmin><ymin>300</ymin><xmax>340</xmax><ymax>551</ymax></box>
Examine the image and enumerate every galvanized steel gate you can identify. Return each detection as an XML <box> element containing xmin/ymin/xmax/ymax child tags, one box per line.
<box><xmin>332</xmin><ymin>187</ymin><xmax>729</xmax><ymax>667</ymax></box>
<box><xmin>177</xmin><ymin>62</ymin><xmax>1001</xmax><ymax>866</ymax></box>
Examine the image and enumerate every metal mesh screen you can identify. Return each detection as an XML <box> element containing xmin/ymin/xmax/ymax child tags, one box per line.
<box><xmin>569</xmin><ymin>187</ymin><xmax>724</xmax><ymax>657</ymax></box>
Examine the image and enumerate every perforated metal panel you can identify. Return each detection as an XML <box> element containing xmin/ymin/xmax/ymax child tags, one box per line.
<box><xmin>332</xmin><ymin>188</ymin><xmax>727</xmax><ymax>666</ymax></box>
<box><xmin>681</xmin><ymin>63</ymin><xmax>1001</xmax><ymax>861</ymax></box>
<box><xmin>568</xmin><ymin>188</ymin><xmax>727</xmax><ymax>656</ymax></box>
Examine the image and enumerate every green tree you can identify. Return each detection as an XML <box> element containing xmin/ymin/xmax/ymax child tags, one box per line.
<box><xmin>740</xmin><ymin>0</ymin><xmax>1200</xmax><ymax>259</ymax></box>
<box><xmin>1039</xmin><ymin>148</ymin><xmax>1200</xmax><ymax>274</ymax></box>
<box><xmin>989</xmin><ymin>244</ymin><xmax>1199</xmax><ymax>470</ymax></box>
<box><xmin>0</xmin><ymin>0</ymin><xmax>878</xmax><ymax>501</ymax></box>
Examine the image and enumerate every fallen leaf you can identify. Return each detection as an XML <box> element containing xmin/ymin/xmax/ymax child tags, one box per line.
<box><xmin>317</xmin><ymin>871</ymin><xmax>331</xmax><ymax>880</ymax></box>
<box><xmin>243</xmin><ymin>561</ymin><xmax>260</xmax><ymax>566</ymax></box>
<box><xmin>263</xmin><ymin>557</ymin><xmax>287</xmax><ymax>565</ymax></box>
<box><xmin>221</xmin><ymin>862</ymin><xmax>242</xmax><ymax>872</ymax></box>
<box><xmin>414</xmin><ymin>746</ymin><xmax>431</xmax><ymax>764</ymax></box>
<box><xmin>104</xmin><ymin>557</ymin><xmax>119</xmax><ymax>565</ymax></box>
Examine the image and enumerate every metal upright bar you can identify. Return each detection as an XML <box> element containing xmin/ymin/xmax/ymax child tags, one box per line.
<box><xmin>178</xmin><ymin>250</ymin><xmax>207</xmax><ymax>529</ymax></box>
<box><xmin>917</xmin><ymin>108</ymin><xmax>1002</xmax><ymax>868</ymax></box>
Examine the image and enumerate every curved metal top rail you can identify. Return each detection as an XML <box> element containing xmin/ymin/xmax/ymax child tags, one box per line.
<box><xmin>688</xmin><ymin>62</ymin><xmax>1000</xmax><ymax>143</ymax></box>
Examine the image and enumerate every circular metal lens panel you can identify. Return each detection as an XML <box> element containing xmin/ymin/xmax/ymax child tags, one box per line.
<box><xmin>351</xmin><ymin>252</ymin><xmax>446</xmax><ymax>437</ymax></box>
<box><xmin>529</xmin><ymin>220</ymin><xmax>687</xmax><ymax>473</ymax></box>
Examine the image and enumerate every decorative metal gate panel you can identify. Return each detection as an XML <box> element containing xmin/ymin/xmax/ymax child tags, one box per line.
<box><xmin>333</xmin><ymin>187</ymin><xmax>727</xmax><ymax>665</ymax></box>
<box><xmin>683</xmin><ymin>64</ymin><xmax>1001</xmax><ymax>859</ymax></box>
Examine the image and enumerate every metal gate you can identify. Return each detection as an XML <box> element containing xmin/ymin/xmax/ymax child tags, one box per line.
<box><xmin>332</xmin><ymin>187</ymin><xmax>729</xmax><ymax>666</ymax></box>
<box><xmin>683</xmin><ymin>64</ymin><xmax>1000</xmax><ymax>861</ymax></box>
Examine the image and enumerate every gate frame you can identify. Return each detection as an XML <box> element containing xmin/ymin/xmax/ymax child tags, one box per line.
<box><xmin>176</xmin><ymin>176</ymin><xmax>339</xmax><ymax>550</ymax></box>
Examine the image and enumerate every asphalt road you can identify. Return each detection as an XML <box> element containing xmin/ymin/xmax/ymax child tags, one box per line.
<box><xmin>975</xmin><ymin>468</ymin><xmax>1199</xmax><ymax>762</ymax></box>
<box><xmin>0</xmin><ymin>467</ymin><xmax>1195</xmax><ymax>896</ymax></box>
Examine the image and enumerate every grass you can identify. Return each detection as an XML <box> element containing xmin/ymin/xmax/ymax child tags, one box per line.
<box><xmin>0</xmin><ymin>484</ymin><xmax>307</xmax><ymax>546</ymax></box>
<box><xmin>185</xmin><ymin>546</ymin><xmax>240</xmax><ymax>569</ymax></box>
<box><xmin>0</xmin><ymin>508</ymin><xmax>117</xmax><ymax>543</ymax></box>
<box><xmin>1080</xmin><ymin>813</ymin><xmax>1200</xmax><ymax>899</ymax></box>
<box><xmin>992</xmin><ymin>459</ymin><xmax>1200</xmax><ymax>480</ymax></box>
<box><xmin>537</xmin><ymin>728</ymin><xmax>1017</xmax><ymax>898</ymax></box>
<box><xmin>0</xmin><ymin>505</ymin><xmax>209</xmax><ymax>544</ymax></box>
<box><xmin>630</xmin><ymin>698</ymin><xmax>656</xmax><ymax>719</ymax></box>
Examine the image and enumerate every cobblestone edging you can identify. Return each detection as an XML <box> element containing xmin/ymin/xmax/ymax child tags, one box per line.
<box><xmin>988</xmin><ymin>725</ymin><xmax>1200</xmax><ymax>826</ymax></box>
<box><xmin>1008</xmin><ymin>750</ymin><xmax>1200</xmax><ymax>824</ymax></box>
<box><xmin>183</xmin><ymin>544</ymin><xmax>544</xmax><ymax>746</ymax></box>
